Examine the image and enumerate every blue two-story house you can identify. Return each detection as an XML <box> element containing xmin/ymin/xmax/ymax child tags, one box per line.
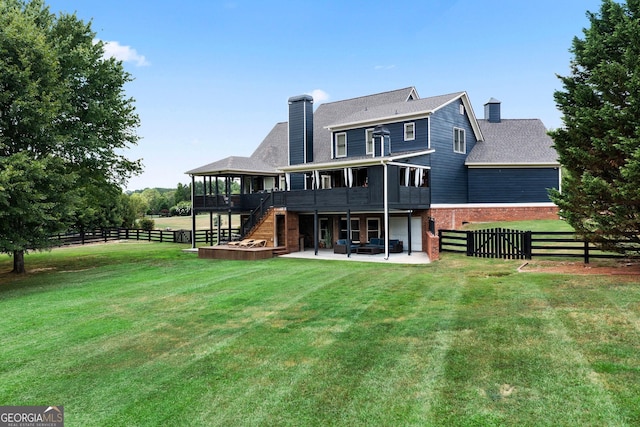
<box><xmin>186</xmin><ymin>87</ymin><xmax>560</xmax><ymax>260</ymax></box>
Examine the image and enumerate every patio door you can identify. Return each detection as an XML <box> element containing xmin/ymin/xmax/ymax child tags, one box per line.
<box><xmin>319</xmin><ymin>218</ymin><xmax>331</xmax><ymax>248</ymax></box>
<box><xmin>389</xmin><ymin>216</ymin><xmax>422</xmax><ymax>252</ymax></box>
<box><xmin>275</xmin><ymin>214</ymin><xmax>285</xmax><ymax>247</ymax></box>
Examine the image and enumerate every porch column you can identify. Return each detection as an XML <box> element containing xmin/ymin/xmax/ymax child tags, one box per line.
<box><xmin>217</xmin><ymin>214</ymin><xmax>221</xmax><ymax>245</ymax></box>
<box><xmin>227</xmin><ymin>209</ymin><xmax>232</xmax><ymax>243</ymax></box>
<box><xmin>373</xmin><ymin>125</ymin><xmax>391</xmax><ymax>261</ymax></box>
<box><xmin>407</xmin><ymin>211</ymin><xmax>412</xmax><ymax>256</ymax></box>
<box><xmin>347</xmin><ymin>209</ymin><xmax>351</xmax><ymax>258</ymax></box>
<box><xmin>190</xmin><ymin>175</ymin><xmax>196</xmax><ymax>249</ymax></box>
<box><xmin>214</xmin><ymin>175</ymin><xmax>219</xmax><ymax>207</ymax></box>
<box><xmin>314</xmin><ymin>210</ymin><xmax>319</xmax><ymax>256</ymax></box>
<box><xmin>209</xmin><ymin>212</ymin><xmax>214</xmax><ymax>245</ymax></box>
<box><xmin>383</xmin><ymin>163</ymin><xmax>389</xmax><ymax>260</ymax></box>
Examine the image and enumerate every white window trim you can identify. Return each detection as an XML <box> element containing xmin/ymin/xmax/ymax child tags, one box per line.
<box><xmin>340</xmin><ymin>217</ymin><xmax>360</xmax><ymax>242</ymax></box>
<box><xmin>453</xmin><ymin>127</ymin><xmax>466</xmax><ymax>154</ymax></box>
<box><xmin>404</xmin><ymin>122</ymin><xmax>415</xmax><ymax>141</ymax></box>
<box><xmin>459</xmin><ymin>104</ymin><xmax>465</xmax><ymax>115</ymax></box>
<box><xmin>365</xmin><ymin>128</ymin><xmax>375</xmax><ymax>155</ymax></box>
<box><xmin>320</xmin><ymin>175</ymin><xmax>331</xmax><ymax>189</ymax></box>
<box><xmin>367</xmin><ymin>217</ymin><xmax>380</xmax><ymax>241</ymax></box>
<box><xmin>336</xmin><ymin>132</ymin><xmax>347</xmax><ymax>158</ymax></box>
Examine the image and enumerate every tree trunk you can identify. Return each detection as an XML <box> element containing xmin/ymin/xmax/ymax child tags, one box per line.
<box><xmin>12</xmin><ymin>249</ymin><xmax>25</xmax><ymax>274</ymax></box>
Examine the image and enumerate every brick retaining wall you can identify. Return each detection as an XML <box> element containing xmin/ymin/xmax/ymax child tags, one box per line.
<box><xmin>423</xmin><ymin>205</ymin><xmax>559</xmax><ymax>261</ymax></box>
<box><xmin>428</xmin><ymin>205</ymin><xmax>559</xmax><ymax>231</ymax></box>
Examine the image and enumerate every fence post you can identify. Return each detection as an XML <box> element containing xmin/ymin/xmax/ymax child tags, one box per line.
<box><xmin>466</xmin><ymin>231</ymin><xmax>473</xmax><ymax>256</ymax></box>
<box><xmin>584</xmin><ymin>239</ymin><xmax>590</xmax><ymax>264</ymax></box>
<box><xmin>438</xmin><ymin>229</ymin><xmax>443</xmax><ymax>252</ymax></box>
<box><xmin>524</xmin><ymin>231</ymin><xmax>532</xmax><ymax>260</ymax></box>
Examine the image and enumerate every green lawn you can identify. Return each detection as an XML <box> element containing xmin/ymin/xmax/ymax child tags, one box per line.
<box><xmin>462</xmin><ymin>219</ymin><xmax>574</xmax><ymax>232</ymax></box>
<box><xmin>1</xmin><ymin>243</ymin><xmax>639</xmax><ymax>426</ymax></box>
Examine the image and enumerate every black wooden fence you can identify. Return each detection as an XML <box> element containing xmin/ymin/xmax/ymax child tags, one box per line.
<box><xmin>439</xmin><ymin>229</ymin><xmax>639</xmax><ymax>263</ymax></box>
<box><xmin>50</xmin><ymin>227</ymin><xmax>241</xmax><ymax>247</ymax></box>
<box><xmin>466</xmin><ymin>228</ymin><xmax>531</xmax><ymax>260</ymax></box>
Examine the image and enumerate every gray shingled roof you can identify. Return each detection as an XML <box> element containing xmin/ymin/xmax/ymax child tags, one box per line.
<box><xmin>185</xmin><ymin>155</ymin><xmax>277</xmax><ymax>176</ymax></box>
<box><xmin>249</xmin><ymin>121</ymin><xmax>288</xmax><ymax>168</ymax></box>
<box><xmin>327</xmin><ymin>92</ymin><xmax>466</xmax><ymax>129</ymax></box>
<box><xmin>187</xmin><ymin>87</ymin><xmax>559</xmax><ymax>176</ymax></box>
<box><xmin>186</xmin><ymin>88</ymin><xmax>418</xmax><ymax>175</ymax></box>
<box><xmin>312</xmin><ymin>87</ymin><xmax>417</xmax><ymax>163</ymax></box>
<box><xmin>467</xmin><ymin>119</ymin><xmax>559</xmax><ymax>165</ymax></box>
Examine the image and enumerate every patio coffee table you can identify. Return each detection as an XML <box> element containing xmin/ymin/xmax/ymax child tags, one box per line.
<box><xmin>356</xmin><ymin>246</ymin><xmax>382</xmax><ymax>255</ymax></box>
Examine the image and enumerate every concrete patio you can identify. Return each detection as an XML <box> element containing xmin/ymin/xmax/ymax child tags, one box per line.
<box><xmin>279</xmin><ymin>249</ymin><xmax>430</xmax><ymax>264</ymax></box>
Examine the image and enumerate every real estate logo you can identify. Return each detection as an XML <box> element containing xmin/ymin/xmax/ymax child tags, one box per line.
<box><xmin>0</xmin><ymin>406</ymin><xmax>64</xmax><ymax>427</ymax></box>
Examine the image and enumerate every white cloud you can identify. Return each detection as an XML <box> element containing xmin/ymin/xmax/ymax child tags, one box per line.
<box><xmin>98</xmin><ymin>40</ymin><xmax>150</xmax><ymax>67</ymax></box>
<box><xmin>308</xmin><ymin>89</ymin><xmax>330</xmax><ymax>103</ymax></box>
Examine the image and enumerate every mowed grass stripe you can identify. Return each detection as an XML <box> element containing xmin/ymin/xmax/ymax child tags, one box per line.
<box><xmin>430</xmin><ymin>270</ymin><xmax>629</xmax><ymax>426</ymax></box>
<box><xmin>542</xmin><ymin>278</ymin><xmax>640</xmax><ymax>426</ymax></box>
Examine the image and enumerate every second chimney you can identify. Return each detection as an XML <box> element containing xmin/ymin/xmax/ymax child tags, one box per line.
<box><xmin>484</xmin><ymin>98</ymin><xmax>501</xmax><ymax>123</ymax></box>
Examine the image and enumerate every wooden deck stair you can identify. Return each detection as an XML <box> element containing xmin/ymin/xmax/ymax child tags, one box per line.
<box><xmin>242</xmin><ymin>207</ymin><xmax>292</xmax><ymax>255</ymax></box>
<box><xmin>242</xmin><ymin>207</ymin><xmax>277</xmax><ymax>249</ymax></box>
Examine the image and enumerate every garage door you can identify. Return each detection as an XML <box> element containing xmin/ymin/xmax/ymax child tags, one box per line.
<box><xmin>389</xmin><ymin>216</ymin><xmax>422</xmax><ymax>252</ymax></box>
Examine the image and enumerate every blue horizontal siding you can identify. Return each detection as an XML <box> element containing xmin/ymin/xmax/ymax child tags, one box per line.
<box><xmin>468</xmin><ymin>168</ymin><xmax>559</xmax><ymax>203</ymax></box>
<box><xmin>289</xmin><ymin>100</ymin><xmax>313</xmax><ymax>165</ymax></box>
<box><xmin>430</xmin><ymin>99</ymin><xmax>477</xmax><ymax>204</ymax></box>
<box><xmin>334</xmin><ymin>118</ymin><xmax>429</xmax><ymax>158</ymax></box>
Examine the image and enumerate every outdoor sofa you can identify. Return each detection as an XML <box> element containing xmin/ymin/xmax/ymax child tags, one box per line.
<box><xmin>363</xmin><ymin>238</ymin><xmax>404</xmax><ymax>253</ymax></box>
<box><xmin>334</xmin><ymin>239</ymin><xmax>358</xmax><ymax>254</ymax></box>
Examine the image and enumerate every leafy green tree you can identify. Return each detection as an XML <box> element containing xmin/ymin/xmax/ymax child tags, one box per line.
<box><xmin>174</xmin><ymin>183</ymin><xmax>190</xmax><ymax>203</ymax></box>
<box><xmin>117</xmin><ymin>193</ymin><xmax>137</xmax><ymax>228</ymax></box>
<box><xmin>0</xmin><ymin>154</ymin><xmax>76</xmax><ymax>273</ymax></box>
<box><xmin>0</xmin><ymin>0</ymin><xmax>141</xmax><ymax>273</ymax></box>
<box><xmin>550</xmin><ymin>0</ymin><xmax>640</xmax><ymax>254</ymax></box>
<box><xmin>128</xmin><ymin>193</ymin><xmax>150</xmax><ymax>219</ymax></box>
<box><xmin>140</xmin><ymin>188</ymin><xmax>163</xmax><ymax>215</ymax></box>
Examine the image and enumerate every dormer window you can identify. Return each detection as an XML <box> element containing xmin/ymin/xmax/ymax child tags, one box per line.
<box><xmin>335</xmin><ymin>132</ymin><xmax>347</xmax><ymax>158</ymax></box>
<box><xmin>404</xmin><ymin>122</ymin><xmax>415</xmax><ymax>141</ymax></box>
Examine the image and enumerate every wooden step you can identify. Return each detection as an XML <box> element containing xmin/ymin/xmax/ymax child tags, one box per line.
<box><xmin>272</xmin><ymin>246</ymin><xmax>289</xmax><ymax>256</ymax></box>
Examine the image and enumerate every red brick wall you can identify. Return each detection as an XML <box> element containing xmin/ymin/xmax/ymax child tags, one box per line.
<box><xmin>428</xmin><ymin>205</ymin><xmax>559</xmax><ymax>231</ymax></box>
<box><xmin>425</xmin><ymin>232</ymin><xmax>440</xmax><ymax>261</ymax></box>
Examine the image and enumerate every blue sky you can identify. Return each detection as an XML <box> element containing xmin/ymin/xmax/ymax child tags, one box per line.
<box><xmin>46</xmin><ymin>0</ymin><xmax>603</xmax><ymax>191</ymax></box>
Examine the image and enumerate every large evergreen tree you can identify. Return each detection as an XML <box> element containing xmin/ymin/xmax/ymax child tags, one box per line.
<box><xmin>0</xmin><ymin>0</ymin><xmax>141</xmax><ymax>273</ymax></box>
<box><xmin>550</xmin><ymin>0</ymin><xmax>640</xmax><ymax>254</ymax></box>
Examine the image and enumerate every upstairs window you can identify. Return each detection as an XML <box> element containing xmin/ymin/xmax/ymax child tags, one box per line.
<box><xmin>365</xmin><ymin>128</ymin><xmax>374</xmax><ymax>155</ymax></box>
<box><xmin>335</xmin><ymin>132</ymin><xmax>347</xmax><ymax>158</ymax></box>
<box><xmin>404</xmin><ymin>122</ymin><xmax>415</xmax><ymax>141</ymax></box>
<box><xmin>454</xmin><ymin>127</ymin><xmax>466</xmax><ymax>154</ymax></box>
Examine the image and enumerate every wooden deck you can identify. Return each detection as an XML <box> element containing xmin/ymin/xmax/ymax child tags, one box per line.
<box><xmin>198</xmin><ymin>245</ymin><xmax>286</xmax><ymax>261</ymax></box>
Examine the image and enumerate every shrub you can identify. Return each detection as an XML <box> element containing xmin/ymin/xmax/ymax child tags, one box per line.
<box><xmin>170</xmin><ymin>201</ymin><xmax>191</xmax><ymax>217</ymax></box>
<box><xmin>138</xmin><ymin>218</ymin><xmax>155</xmax><ymax>231</ymax></box>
